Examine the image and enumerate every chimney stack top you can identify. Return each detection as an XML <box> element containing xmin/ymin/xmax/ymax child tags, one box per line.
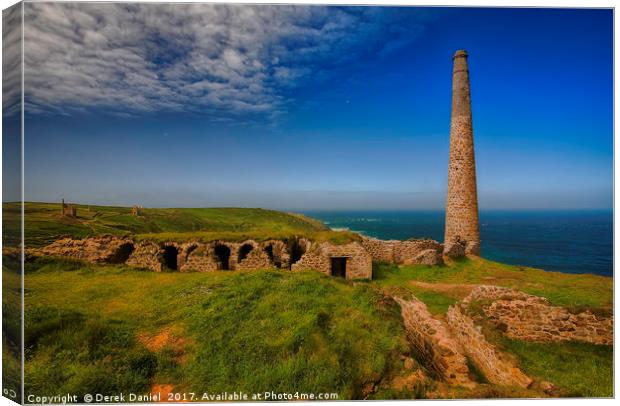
<box><xmin>453</xmin><ymin>50</ymin><xmax>468</xmax><ymax>59</ymax></box>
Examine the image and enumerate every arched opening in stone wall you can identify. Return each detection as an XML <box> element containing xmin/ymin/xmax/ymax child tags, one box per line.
<box><xmin>264</xmin><ymin>244</ymin><xmax>282</xmax><ymax>268</ymax></box>
<box><xmin>288</xmin><ymin>239</ymin><xmax>306</xmax><ymax>269</ymax></box>
<box><xmin>185</xmin><ymin>244</ymin><xmax>198</xmax><ymax>260</ymax></box>
<box><xmin>238</xmin><ymin>244</ymin><xmax>253</xmax><ymax>263</ymax></box>
<box><xmin>214</xmin><ymin>244</ymin><xmax>231</xmax><ymax>270</ymax></box>
<box><xmin>163</xmin><ymin>246</ymin><xmax>179</xmax><ymax>271</ymax></box>
<box><xmin>108</xmin><ymin>242</ymin><xmax>135</xmax><ymax>264</ymax></box>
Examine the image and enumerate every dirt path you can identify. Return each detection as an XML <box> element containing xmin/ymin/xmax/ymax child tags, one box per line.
<box><xmin>409</xmin><ymin>281</ymin><xmax>478</xmax><ymax>298</ymax></box>
<box><xmin>137</xmin><ymin>326</ymin><xmax>188</xmax><ymax>362</ymax></box>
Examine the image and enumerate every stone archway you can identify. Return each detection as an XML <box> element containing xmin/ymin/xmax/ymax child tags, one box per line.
<box><xmin>186</xmin><ymin>244</ymin><xmax>198</xmax><ymax>258</ymax></box>
<box><xmin>109</xmin><ymin>242</ymin><xmax>135</xmax><ymax>264</ymax></box>
<box><xmin>163</xmin><ymin>246</ymin><xmax>179</xmax><ymax>271</ymax></box>
<box><xmin>264</xmin><ymin>244</ymin><xmax>282</xmax><ymax>268</ymax></box>
<box><xmin>238</xmin><ymin>243</ymin><xmax>254</xmax><ymax>263</ymax></box>
<box><xmin>288</xmin><ymin>239</ymin><xmax>306</xmax><ymax>269</ymax></box>
<box><xmin>214</xmin><ymin>244</ymin><xmax>231</xmax><ymax>270</ymax></box>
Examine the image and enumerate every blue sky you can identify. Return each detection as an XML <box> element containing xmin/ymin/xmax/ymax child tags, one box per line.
<box><xmin>6</xmin><ymin>4</ymin><xmax>613</xmax><ymax>210</ymax></box>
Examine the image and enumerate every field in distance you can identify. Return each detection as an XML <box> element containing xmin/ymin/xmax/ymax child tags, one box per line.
<box><xmin>2</xmin><ymin>202</ymin><xmax>359</xmax><ymax>247</ymax></box>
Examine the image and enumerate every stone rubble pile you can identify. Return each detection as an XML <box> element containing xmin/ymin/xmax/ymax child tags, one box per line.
<box><xmin>466</xmin><ymin>286</ymin><xmax>613</xmax><ymax>345</ymax></box>
<box><xmin>33</xmin><ymin>235</ymin><xmax>135</xmax><ymax>264</ymax></box>
<box><xmin>393</xmin><ymin>284</ymin><xmax>612</xmax><ymax>391</ymax></box>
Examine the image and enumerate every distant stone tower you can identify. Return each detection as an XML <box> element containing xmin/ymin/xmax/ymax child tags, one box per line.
<box><xmin>61</xmin><ymin>198</ymin><xmax>77</xmax><ymax>217</ymax></box>
<box><xmin>444</xmin><ymin>50</ymin><xmax>480</xmax><ymax>255</ymax></box>
<box><xmin>131</xmin><ymin>205</ymin><xmax>142</xmax><ymax>216</ymax></box>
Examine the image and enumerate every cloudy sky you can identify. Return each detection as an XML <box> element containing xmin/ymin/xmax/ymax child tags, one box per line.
<box><xmin>2</xmin><ymin>3</ymin><xmax>613</xmax><ymax>210</ymax></box>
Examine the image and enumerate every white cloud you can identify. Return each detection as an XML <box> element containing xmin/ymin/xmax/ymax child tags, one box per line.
<box><xmin>16</xmin><ymin>3</ymin><xmax>432</xmax><ymax>120</ymax></box>
<box><xmin>2</xmin><ymin>4</ymin><xmax>22</xmax><ymax>117</ymax></box>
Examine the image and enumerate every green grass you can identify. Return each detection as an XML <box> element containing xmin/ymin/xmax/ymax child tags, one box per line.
<box><xmin>374</xmin><ymin>258</ymin><xmax>612</xmax><ymax>312</ymax></box>
<box><xmin>6</xmin><ymin>203</ymin><xmax>614</xmax><ymax>399</ymax></box>
<box><xmin>20</xmin><ymin>257</ymin><xmax>613</xmax><ymax>400</ymax></box>
<box><xmin>23</xmin><ymin>259</ymin><xmax>409</xmax><ymax>399</ymax></box>
<box><xmin>25</xmin><ymin>308</ymin><xmax>157</xmax><ymax>396</ymax></box>
<box><xmin>3</xmin><ymin>202</ymin><xmax>362</xmax><ymax>247</ymax></box>
<box><xmin>2</xmin><ymin>261</ymin><xmax>22</xmax><ymax>403</ymax></box>
<box><xmin>372</xmin><ymin>262</ymin><xmax>470</xmax><ymax>315</ymax></box>
<box><xmin>501</xmin><ymin>339</ymin><xmax>613</xmax><ymax>397</ymax></box>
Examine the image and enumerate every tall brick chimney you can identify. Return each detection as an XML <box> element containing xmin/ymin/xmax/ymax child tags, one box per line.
<box><xmin>444</xmin><ymin>50</ymin><xmax>480</xmax><ymax>255</ymax></box>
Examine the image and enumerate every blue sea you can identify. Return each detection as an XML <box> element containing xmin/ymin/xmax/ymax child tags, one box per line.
<box><xmin>302</xmin><ymin>210</ymin><xmax>613</xmax><ymax>277</ymax></box>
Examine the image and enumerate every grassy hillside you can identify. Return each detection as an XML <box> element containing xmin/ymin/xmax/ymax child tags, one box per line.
<box><xmin>374</xmin><ymin>257</ymin><xmax>613</xmax><ymax>314</ymax></box>
<box><xmin>18</xmin><ymin>259</ymin><xmax>411</xmax><ymax>400</ymax></box>
<box><xmin>3</xmin><ymin>202</ymin><xmax>359</xmax><ymax>247</ymax></box>
<box><xmin>6</xmin><ymin>255</ymin><xmax>611</xmax><ymax>399</ymax></box>
<box><xmin>3</xmin><ymin>203</ymin><xmax>613</xmax><ymax>399</ymax></box>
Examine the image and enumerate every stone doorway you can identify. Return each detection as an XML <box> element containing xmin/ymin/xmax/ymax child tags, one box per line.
<box><xmin>163</xmin><ymin>246</ymin><xmax>178</xmax><ymax>271</ymax></box>
<box><xmin>109</xmin><ymin>242</ymin><xmax>135</xmax><ymax>264</ymax></box>
<box><xmin>214</xmin><ymin>244</ymin><xmax>231</xmax><ymax>270</ymax></box>
<box><xmin>238</xmin><ymin>244</ymin><xmax>253</xmax><ymax>262</ymax></box>
<box><xmin>331</xmin><ymin>257</ymin><xmax>347</xmax><ymax>278</ymax></box>
<box><xmin>288</xmin><ymin>239</ymin><xmax>306</xmax><ymax>269</ymax></box>
<box><xmin>264</xmin><ymin>244</ymin><xmax>282</xmax><ymax>268</ymax></box>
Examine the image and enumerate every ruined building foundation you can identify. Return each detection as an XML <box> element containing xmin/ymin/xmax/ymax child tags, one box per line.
<box><xmin>61</xmin><ymin>199</ymin><xmax>77</xmax><ymax>217</ymax></box>
<box><xmin>23</xmin><ymin>234</ymin><xmax>453</xmax><ymax>280</ymax></box>
<box><xmin>444</xmin><ymin>50</ymin><xmax>480</xmax><ymax>255</ymax></box>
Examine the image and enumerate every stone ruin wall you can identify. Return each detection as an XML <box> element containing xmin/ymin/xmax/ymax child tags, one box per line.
<box><xmin>26</xmin><ymin>233</ymin><xmax>460</xmax><ymax>281</ymax></box>
<box><xmin>126</xmin><ymin>241</ymin><xmax>164</xmax><ymax>272</ymax></box>
<box><xmin>180</xmin><ymin>244</ymin><xmax>218</xmax><ymax>272</ymax></box>
<box><xmin>394</xmin><ymin>283</ymin><xmax>613</xmax><ymax>392</ymax></box>
<box><xmin>29</xmin><ymin>235</ymin><xmax>375</xmax><ymax>278</ymax></box>
<box><xmin>465</xmin><ymin>286</ymin><xmax>613</xmax><ymax>346</ymax></box>
<box><xmin>394</xmin><ymin>296</ymin><xmax>474</xmax><ymax>387</ymax></box>
<box><xmin>395</xmin><ymin>294</ymin><xmax>532</xmax><ymax>389</ymax></box>
<box><xmin>263</xmin><ymin>240</ymin><xmax>290</xmax><ymax>269</ymax></box>
<box><xmin>127</xmin><ymin>240</ymin><xmax>275</xmax><ymax>273</ymax></box>
<box><xmin>393</xmin><ymin>239</ymin><xmax>444</xmax><ymax>265</ymax></box>
<box><xmin>445</xmin><ymin>304</ymin><xmax>532</xmax><ymax>388</ymax></box>
<box><xmin>290</xmin><ymin>240</ymin><xmax>372</xmax><ymax>280</ymax></box>
<box><xmin>361</xmin><ymin>237</ymin><xmax>445</xmax><ymax>265</ymax></box>
<box><xmin>37</xmin><ymin>235</ymin><xmax>135</xmax><ymax>264</ymax></box>
<box><xmin>325</xmin><ymin>242</ymin><xmax>373</xmax><ymax>279</ymax></box>
<box><xmin>235</xmin><ymin>241</ymin><xmax>273</xmax><ymax>271</ymax></box>
<box><xmin>290</xmin><ymin>245</ymin><xmax>330</xmax><ymax>275</ymax></box>
<box><xmin>443</xmin><ymin>238</ymin><xmax>466</xmax><ymax>258</ymax></box>
<box><xmin>61</xmin><ymin>200</ymin><xmax>77</xmax><ymax>217</ymax></box>
<box><xmin>360</xmin><ymin>238</ymin><xmax>396</xmax><ymax>262</ymax></box>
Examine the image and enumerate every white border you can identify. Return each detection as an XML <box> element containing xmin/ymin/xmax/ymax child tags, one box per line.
<box><xmin>0</xmin><ymin>1</ymin><xmax>617</xmax><ymax>406</ymax></box>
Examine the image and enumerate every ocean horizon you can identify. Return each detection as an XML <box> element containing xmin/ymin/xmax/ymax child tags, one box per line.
<box><xmin>301</xmin><ymin>209</ymin><xmax>613</xmax><ymax>277</ymax></box>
